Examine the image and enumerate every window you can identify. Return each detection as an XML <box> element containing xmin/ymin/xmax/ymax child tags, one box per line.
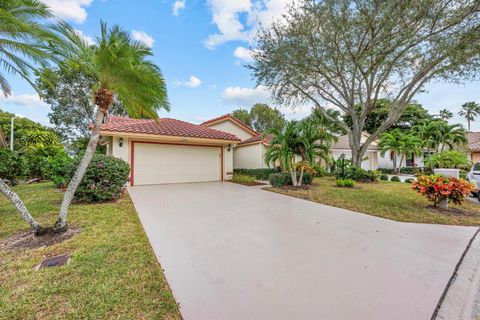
<box><xmin>406</xmin><ymin>153</ymin><xmax>415</xmax><ymax>167</ymax></box>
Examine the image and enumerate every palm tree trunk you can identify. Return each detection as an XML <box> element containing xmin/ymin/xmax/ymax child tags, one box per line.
<box><xmin>290</xmin><ymin>158</ymin><xmax>297</xmax><ymax>187</ymax></box>
<box><xmin>0</xmin><ymin>179</ymin><xmax>41</xmax><ymax>232</ymax></box>
<box><xmin>468</xmin><ymin>120</ymin><xmax>471</xmax><ymax>131</ymax></box>
<box><xmin>54</xmin><ymin>109</ymin><xmax>105</xmax><ymax>232</ymax></box>
<box><xmin>392</xmin><ymin>153</ymin><xmax>397</xmax><ymax>174</ymax></box>
<box><xmin>298</xmin><ymin>165</ymin><xmax>305</xmax><ymax>187</ymax></box>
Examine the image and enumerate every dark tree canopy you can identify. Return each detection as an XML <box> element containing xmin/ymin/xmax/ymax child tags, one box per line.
<box><xmin>36</xmin><ymin>66</ymin><xmax>126</xmax><ymax>140</ymax></box>
<box><xmin>232</xmin><ymin>103</ymin><xmax>286</xmax><ymax>132</ymax></box>
<box><xmin>344</xmin><ymin>99</ymin><xmax>432</xmax><ymax>134</ymax></box>
<box><xmin>250</xmin><ymin>0</ymin><xmax>480</xmax><ymax>165</ymax></box>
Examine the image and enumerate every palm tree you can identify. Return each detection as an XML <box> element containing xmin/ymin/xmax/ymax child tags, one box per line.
<box><xmin>309</xmin><ymin>108</ymin><xmax>343</xmax><ymax>167</ymax></box>
<box><xmin>379</xmin><ymin>130</ymin><xmax>405</xmax><ymax>173</ymax></box>
<box><xmin>398</xmin><ymin>134</ymin><xmax>422</xmax><ymax>168</ymax></box>
<box><xmin>436</xmin><ymin>123</ymin><xmax>468</xmax><ymax>152</ymax></box>
<box><xmin>50</xmin><ymin>22</ymin><xmax>169</xmax><ymax>232</ymax></box>
<box><xmin>438</xmin><ymin>109</ymin><xmax>453</xmax><ymax>121</ymax></box>
<box><xmin>458</xmin><ymin>101</ymin><xmax>480</xmax><ymax>131</ymax></box>
<box><xmin>0</xmin><ymin>0</ymin><xmax>61</xmax><ymax>233</ymax></box>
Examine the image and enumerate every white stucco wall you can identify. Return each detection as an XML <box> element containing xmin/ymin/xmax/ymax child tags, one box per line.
<box><xmin>378</xmin><ymin>153</ymin><xmax>425</xmax><ymax>169</ymax></box>
<box><xmin>207</xmin><ymin>121</ymin><xmax>253</xmax><ymax>141</ymax></box>
<box><xmin>234</xmin><ymin>143</ymin><xmax>266</xmax><ymax>169</ymax></box>
<box><xmin>111</xmin><ymin>136</ymin><xmax>130</xmax><ymax>163</ymax></box>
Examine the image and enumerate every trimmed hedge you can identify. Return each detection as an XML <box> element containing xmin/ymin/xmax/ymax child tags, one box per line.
<box><xmin>380</xmin><ymin>174</ymin><xmax>389</xmax><ymax>181</ymax></box>
<box><xmin>343</xmin><ymin>166</ymin><xmax>380</xmax><ymax>183</ymax></box>
<box><xmin>404</xmin><ymin>178</ymin><xmax>415</xmax><ymax>183</ymax></box>
<box><xmin>390</xmin><ymin>176</ymin><xmax>401</xmax><ymax>182</ymax></box>
<box><xmin>234</xmin><ymin>168</ymin><xmax>279</xmax><ymax>180</ymax></box>
<box><xmin>68</xmin><ymin>154</ymin><xmax>130</xmax><ymax>203</ymax></box>
<box><xmin>378</xmin><ymin>168</ymin><xmax>394</xmax><ymax>174</ymax></box>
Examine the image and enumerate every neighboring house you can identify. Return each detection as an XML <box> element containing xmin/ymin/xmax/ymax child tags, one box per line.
<box><xmin>467</xmin><ymin>132</ymin><xmax>480</xmax><ymax>163</ymax></box>
<box><xmin>101</xmin><ymin>116</ymin><xmax>240</xmax><ymax>186</ymax></box>
<box><xmin>331</xmin><ymin>132</ymin><xmax>426</xmax><ymax>170</ymax></box>
<box><xmin>201</xmin><ymin>114</ymin><xmax>272</xmax><ymax>170</ymax></box>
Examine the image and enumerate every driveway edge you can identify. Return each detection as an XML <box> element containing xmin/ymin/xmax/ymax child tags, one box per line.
<box><xmin>434</xmin><ymin>228</ymin><xmax>480</xmax><ymax>320</ymax></box>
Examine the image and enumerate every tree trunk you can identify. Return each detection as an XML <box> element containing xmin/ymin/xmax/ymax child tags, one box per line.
<box><xmin>289</xmin><ymin>158</ymin><xmax>297</xmax><ymax>186</ymax></box>
<box><xmin>398</xmin><ymin>154</ymin><xmax>405</xmax><ymax>173</ymax></box>
<box><xmin>298</xmin><ymin>166</ymin><xmax>305</xmax><ymax>187</ymax></box>
<box><xmin>0</xmin><ymin>179</ymin><xmax>41</xmax><ymax>233</ymax></box>
<box><xmin>54</xmin><ymin>108</ymin><xmax>105</xmax><ymax>232</ymax></box>
<box><xmin>392</xmin><ymin>153</ymin><xmax>397</xmax><ymax>174</ymax></box>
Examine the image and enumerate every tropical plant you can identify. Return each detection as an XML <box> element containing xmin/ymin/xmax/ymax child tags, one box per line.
<box><xmin>336</xmin><ymin>178</ymin><xmax>355</xmax><ymax>188</ymax></box>
<box><xmin>20</xmin><ymin>130</ymin><xmax>60</xmax><ymax>149</ymax></box>
<box><xmin>45</xmin><ymin>21</ymin><xmax>170</xmax><ymax>231</ymax></box>
<box><xmin>398</xmin><ymin>133</ymin><xmax>422</xmax><ymax>169</ymax></box>
<box><xmin>458</xmin><ymin>102</ymin><xmax>480</xmax><ymax>131</ymax></box>
<box><xmin>250</xmin><ymin>0</ymin><xmax>479</xmax><ymax>167</ymax></box>
<box><xmin>424</xmin><ymin>151</ymin><xmax>471</xmax><ymax>169</ymax></box>
<box><xmin>438</xmin><ymin>109</ymin><xmax>453</xmax><ymax>121</ymax></box>
<box><xmin>379</xmin><ymin>130</ymin><xmax>404</xmax><ymax>174</ymax></box>
<box><xmin>412</xmin><ymin>175</ymin><xmax>474</xmax><ymax>208</ymax></box>
<box><xmin>265</xmin><ymin>120</ymin><xmax>328</xmax><ymax>186</ymax></box>
<box><xmin>0</xmin><ymin>0</ymin><xmax>62</xmax><ymax>233</ymax></box>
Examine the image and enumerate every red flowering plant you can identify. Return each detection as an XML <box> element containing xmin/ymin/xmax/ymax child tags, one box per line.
<box><xmin>412</xmin><ymin>175</ymin><xmax>474</xmax><ymax>208</ymax></box>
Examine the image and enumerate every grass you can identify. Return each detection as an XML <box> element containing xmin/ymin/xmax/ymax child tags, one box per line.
<box><xmin>231</xmin><ymin>174</ymin><xmax>256</xmax><ymax>184</ymax></box>
<box><xmin>268</xmin><ymin>177</ymin><xmax>480</xmax><ymax>226</ymax></box>
<box><xmin>0</xmin><ymin>183</ymin><xmax>180</xmax><ymax>320</ymax></box>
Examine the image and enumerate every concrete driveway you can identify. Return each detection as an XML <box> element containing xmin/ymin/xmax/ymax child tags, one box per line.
<box><xmin>128</xmin><ymin>182</ymin><xmax>477</xmax><ymax>320</ymax></box>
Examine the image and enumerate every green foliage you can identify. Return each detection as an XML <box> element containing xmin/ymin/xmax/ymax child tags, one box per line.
<box><xmin>380</xmin><ymin>174</ymin><xmax>389</xmax><ymax>180</ymax></box>
<box><xmin>269</xmin><ymin>173</ymin><xmax>288</xmax><ymax>187</ymax></box>
<box><xmin>45</xmin><ymin>153</ymin><xmax>73</xmax><ymax>188</ymax></box>
<box><xmin>0</xmin><ymin>149</ymin><xmax>22</xmax><ymax>184</ymax></box>
<box><xmin>458</xmin><ymin>101</ymin><xmax>480</xmax><ymax>131</ymax></box>
<box><xmin>234</xmin><ymin>168</ymin><xmax>279</xmax><ymax>180</ymax></box>
<box><xmin>68</xmin><ymin>154</ymin><xmax>130</xmax><ymax>203</ymax></box>
<box><xmin>232</xmin><ymin>174</ymin><xmax>256</xmax><ymax>184</ymax></box>
<box><xmin>232</xmin><ymin>103</ymin><xmax>286</xmax><ymax>132</ymax></box>
<box><xmin>21</xmin><ymin>130</ymin><xmax>60</xmax><ymax>149</ymax></box>
<box><xmin>424</xmin><ymin>151</ymin><xmax>471</xmax><ymax>169</ymax></box>
<box><xmin>404</xmin><ymin>178</ymin><xmax>415</xmax><ymax>183</ymax></box>
<box><xmin>336</xmin><ymin>179</ymin><xmax>355</xmax><ymax>188</ymax></box>
<box><xmin>344</xmin><ymin>166</ymin><xmax>380</xmax><ymax>183</ymax></box>
<box><xmin>312</xmin><ymin>165</ymin><xmax>329</xmax><ymax>177</ymax></box>
<box><xmin>390</xmin><ymin>176</ymin><xmax>401</xmax><ymax>182</ymax></box>
<box><xmin>378</xmin><ymin>168</ymin><xmax>394</xmax><ymax>174</ymax></box>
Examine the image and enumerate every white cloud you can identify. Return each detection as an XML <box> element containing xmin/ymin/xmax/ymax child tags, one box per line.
<box><xmin>43</xmin><ymin>0</ymin><xmax>92</xmax><ymax>23</ymax></box>
<box><xmin>74</xmin><ymin>29</ymin><xmax>94</xmax><ymax>45</ymax></box>
<box><xmin>204</xmin><ymin>0</ymin><xmax>252</xmax><ymax>49</ymax></box>
<box><xmin>132</xmin><ymin>30</ymin><xmax>155</xmax><ymax>47</ymax></box>
<box><xmin>0</xmin><ymin>93</ymin><xmax>49</xmax><ymax>109</ymax></box>
<box><xmin>233</xmin><ymin>46</ymin><xmax>255</xmax><ymax>62</ymax></box>
<box><xmin>172</xmin><ymin>0</ymin><xmax>186</xmax><ymax>16</ymax></box>
<box><xmin>222</xmin><ymin>85</ymin><xmax>270</xmax><ymax>105</ymax></box>
<box><xmin>204</xmin><ymin>0</ymin><xmax>290</xmax><ymax>49</ymax></box>
<box><xmin>176</xmin><ymin>76</ymin><xmax>202</xmax><ymax>88</ymax></box>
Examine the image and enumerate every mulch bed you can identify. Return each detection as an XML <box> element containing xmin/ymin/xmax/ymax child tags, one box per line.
<box><xmin>427</xmin><ymin>205</ymin><xmax>480</xmax><ymax>217</ymax></box>
<box><xmin>230</xmin><ymin>181</ymin><xmax>267</xmax><ymax>186</ymax></box>
<box><xmin>0</xmin><ymin>225</ymin><xmax>81</xmax><ymax>251</ymax></box>
<box><xmin>279</xmin><ymin>185</ymin><xmax>311</xmax><ymax>191</ymax></box>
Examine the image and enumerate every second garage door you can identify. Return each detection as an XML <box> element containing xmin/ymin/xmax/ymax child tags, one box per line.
<box><xmin>133</xmin><ymin>142</ymin><xmax>222</xmax><ymax>185</ymax></box>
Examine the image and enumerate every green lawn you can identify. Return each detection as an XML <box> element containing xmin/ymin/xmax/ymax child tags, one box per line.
<box><xmin>0</xmin><ymin>183</ymin><xmax>180</xmax><ymax>320</ymax></box>
<box><xmin>268</xmin><ymin>177</ymin><xmax>480</xmax><ymax>226</ymax></box>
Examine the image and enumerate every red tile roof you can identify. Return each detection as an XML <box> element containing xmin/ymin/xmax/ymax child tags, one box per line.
<box><xmin>468</xmin><ymin>132</ymin><xmax>480</xmax><ymax>151</ymax></box>
<box><xmin>239</xmin><ymin>133</ymin><xmax>273</xmax><ymax>146</ymax></box>
<box><xmin>201</xmin><ymin>114</ymin><xmax>259</xmax><ymax>135</ymax></box>
<box><xmin>101</xmin><ymin>116</ymin><xmax>241</xmax><ymax>141</ymax></box>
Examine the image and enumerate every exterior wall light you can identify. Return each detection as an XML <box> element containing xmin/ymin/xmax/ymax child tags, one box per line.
<box><xmin>227</xmin><ymin>144</ymin><xmax>232</xmax><ymax>152</ymax></box>
<box><xmin>119</xmin><ymin>137</ymin><xmax>123</xmax><ymax>147</ymax></box>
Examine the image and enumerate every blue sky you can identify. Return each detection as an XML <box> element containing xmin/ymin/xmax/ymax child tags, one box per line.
<box><xmin>1</xmin><ymin>0</ymin><xmax>479</xmax><ymax>129</ymax></box>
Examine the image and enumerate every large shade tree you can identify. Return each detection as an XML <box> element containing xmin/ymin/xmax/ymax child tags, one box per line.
<box><xmin>0</xmin><ymin>0</ymin><xmax>61</xmax><ymax>232</ymax></box>
<box><xmin>232</xmin><ymin>103</ymin><xmax>286</xmax><ymax>132</ymax></box>
<box><xmin>250</xmin><ymin>0</ymin><xmax>480</xmax><ymax>167</ymax></box>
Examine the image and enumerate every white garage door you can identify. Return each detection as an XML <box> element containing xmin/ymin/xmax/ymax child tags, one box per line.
<box><xmin>133</xmin><ymin>143</ymin><xmax>222</xmax><ymax>185</ymax></box>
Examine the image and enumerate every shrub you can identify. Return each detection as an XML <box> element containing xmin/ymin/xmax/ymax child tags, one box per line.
<box><xmin>412</xmin><ymin>175</ymin><xmax>474</xmax><ymax>207</ymax></box>
<box><xmin>295</xmin><ymin>163</ymin><xmax>317</xmax><ymax>175</ymax></box>
<box><xmin>0</xmin><ymin>149</ymin><xmax>22</xmax><ymax>184</ymax></box>
<box><xmin>21</xmin><ymin>152</ymin><xmax>49</xmax><ymax>178</ymax></box>
<box><xmin>232</xmin><ymin>174</ymin><xmax>256</xmax><ymax>184</ymax></box>
<box><xmin>45</xmin><ymin>153</ymin><xmax>74</xmax><ymax>188</ymax></box>
<box><xmin>390</xmin><ymin>176</ymin><xmax>401</xmax><ymax>182</ymax></box>
<box><xmin>336</xmin><ymin>179</ymin><xmax>355</xmax><ymax>188</ymax></box>
<box><xmin>380</xmin><ymin>174</ymin><xmax>389</xmax><ymax>181</ymax></box>
<box><xmin>404</xmin><ymin>178</ymin><xmax>415</xmax><ymax>183</ymax></box>
<box><xmin>313</xmin><ymin>166</ymin><xmax>329</xmax><ymax>177</ymax></box>
<box><xmin>269</xmin><ymin>171</ymin><xmax>313</xmax><ymax>187</ymax></box>
<box><xmin>378</xmin><ymin>168</ymin><xmax>394</xmax><ymax>174</ymax></box>
<box><xmin>68</xmin><ymin>154</ymin><xmax>130</xmax><ymax>202</ymax></box>
<box><xmin>234</xmin><ymin>168</ymin><xmax>279</xmax><ymax>180</ymax></box>
<box><xmin>269</xmin><ymin>173</ymin><xmax>288</xmax><ymax>187</ymax></box>
<box><xmin>343</xmin><ymin>166</ymin><xmax>380</xmax><ymax>182</ymax></box>
<box><xmin>424</xmin><ymin>151</ymin><xmax>471</xmax><ymax>169</ymax></box>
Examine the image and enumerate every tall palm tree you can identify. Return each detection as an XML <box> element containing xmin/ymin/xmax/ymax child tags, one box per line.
<box><xmin>379</xmin><ymin>130</ymin><xmax>405</xmax><ymax>173</ymax></box>
<box><xmin>438</xmin><ymin>109</ymin><xmax>453</xmax><ymax>122</ymax></box>
<box><xmin>458</xmin><ymin>101</ymin><xmax>480</xmax><ymax>131</ymax></box>
<box><xmin>398</xmin><ymin>133</ymin><xmax>422</xmax><ymax>168</ymax></box>
<box><xmin>436</xmin><ymin>123</ymin><xmax>468</xmax><ymax>152</ymax></box>
<box><xmin>309</xmin><ymin>108</ymin><xmax>343</xmax><ymax>167</ymax></box>
<box><xmin>50</xmin><ymin>22</ymin><xmax>169</xmax><ymax>232</ymax></box>
<box><xmin>0</xmin><ymin>0</ymin><xmax>61</xmax><ymax>233</ymax></box>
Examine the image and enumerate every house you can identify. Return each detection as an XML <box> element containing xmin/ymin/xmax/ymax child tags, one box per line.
<box><xmin>331</xmin><ymin>132</ymin><xmax>426</xmax><ymax>170</ymax></box>
<box><xmin>201</xmin><ymin>114</ymin><xmax>272</xmax><ymax>170</ymax></box>
<box><xmin>466</xmin><ymin>132</ymin><xmax>480</xmax><ymax>163</ymax></box>
<box><xmin>100</xmin><ymin>114</ymin><xmax>270</xmax><ymax>186</ymax></box>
